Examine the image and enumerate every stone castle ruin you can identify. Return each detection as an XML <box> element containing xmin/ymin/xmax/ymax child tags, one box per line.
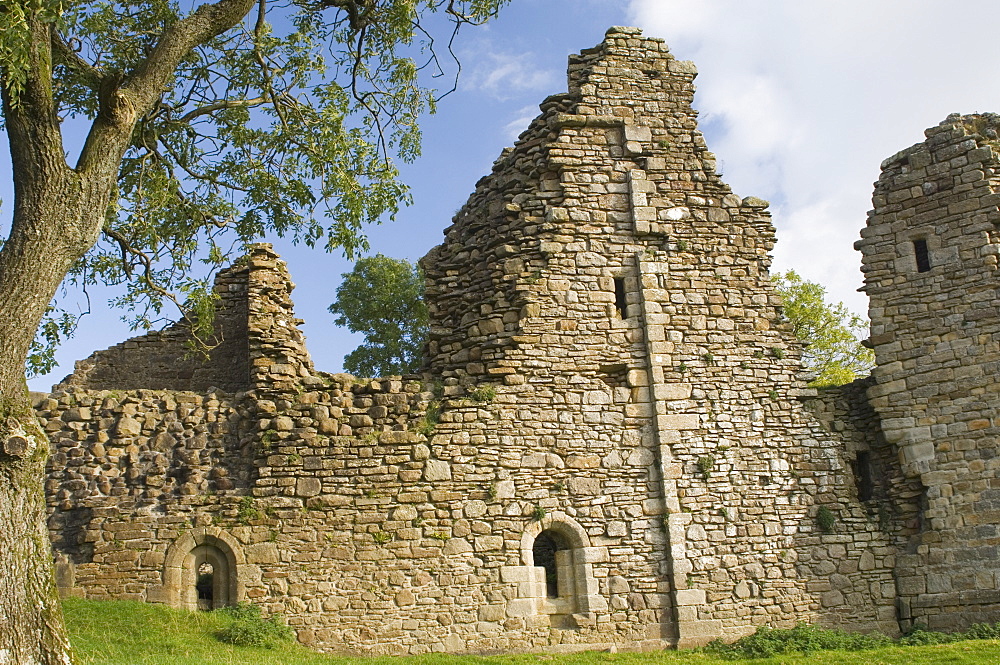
<box><xmin>37</xmin><ymin>28</ymin><xmax>1000</xmax><ymax>654</ymax></box>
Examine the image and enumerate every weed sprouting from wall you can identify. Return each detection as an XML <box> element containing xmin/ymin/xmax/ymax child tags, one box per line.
<box><xmin>816</xmin><ymin>506</ymin><xmax>836</xmax><ymax>533</ymax></box>
<box><xmin>696</xmin><ymin>455</ymin><xmax>714</xmax><ymax>479</ymax></box>
<box><xmin>237</xmin><ymin>496</ymin><xmax>261</xmax><ymax>525</ymax></box>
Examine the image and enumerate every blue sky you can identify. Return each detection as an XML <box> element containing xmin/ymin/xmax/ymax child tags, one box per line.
<box><xmin>16</xmin><ymin>0</ymin><xmax>1000</xmax><ymax>389</ymax></box>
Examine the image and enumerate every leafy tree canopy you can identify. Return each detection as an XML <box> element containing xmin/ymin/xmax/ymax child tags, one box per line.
<box><xmin>774</xmin><ymin>270</ymin><xmax>875</xmax><ymax>387</ymax></box>
<box><xmin>329</xmin><ymin>253</ymin><xmax>428</xmax><ymax>376</ymax></box>
<box><xmin>1</xmin><ymin>0</ymin><xmax>507</xmax><ymax>373</ymax></box>
<box><xmin>0</xmin><ymin>2</ymin><xmax>506</xmax><ymax>661</ymax></box>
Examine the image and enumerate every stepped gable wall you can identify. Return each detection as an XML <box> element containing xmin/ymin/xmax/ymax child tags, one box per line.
<box><xmin>858</xmin><ymin>114</ymin><xmax>1000</xmax><ymax>631</ymax></box>
<box><xmin>421</xmin><ymin>26</ymin><xmax>898</xmax><ymax>644</ymax></box>
<box><xmin>38</xmin><ymin>27</ymin><xmax>1000</xmax><ymax>656</ymax></box>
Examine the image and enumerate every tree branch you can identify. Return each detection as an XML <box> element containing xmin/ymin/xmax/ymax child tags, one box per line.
<box><xmin>77</xmin><ymin>0</ymin><xmax>258</xmax><ymax>174</ymax></box>
<box><xmin>178</xmin><ymin>96</ymin><xmax>267</xmax><ymax>123</ymax></box>
<box><xmin>2</xmin><ymin>16</ymin><xmax>65</xmax><ymax>172</ymax></box>
<box><xmin>251</xmin><ymin>0</ymin><xmax>291</xmax><ymax>131</ymax></box>
<box><xmin>100</xmin><ymin>225</ymin><xmax>221</xmax><ymax>353</ymax></box>
<box><xmin>50</xmin><ymin>31</ymin><xmax>104</xmax><ymax>91</ymax></box>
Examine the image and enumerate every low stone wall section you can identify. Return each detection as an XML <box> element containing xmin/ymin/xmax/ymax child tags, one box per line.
<box><xmin>40</xmin><ymin>388</ymin><xmax>254</xmax><ymax>599</ymax></box>
<box><xmin>54</xmin><ymin>267</ymin><xmax>251</xmax><ymax>393</ymax></box>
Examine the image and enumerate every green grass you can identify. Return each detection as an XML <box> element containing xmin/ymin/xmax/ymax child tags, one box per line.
<box><xmin>63</xmin><ymin>598</ymin><xmax>1000</xmax><ymax>665</ymax></box>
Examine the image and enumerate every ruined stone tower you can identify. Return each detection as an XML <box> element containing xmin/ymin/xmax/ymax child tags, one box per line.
<box><xmin>858</xmin><ymin>114</ymin><xmax>1000</xmax><ymax>631</ymax></box>
<box><xmin>421</xmin><ymin>26</ymin><xmax>896</xmax><ymax>645</ymax></box>
<box><xmin>36</xmin><ymin>29</ymin><xmax>1000</xmax><ymax>656</ymax></box>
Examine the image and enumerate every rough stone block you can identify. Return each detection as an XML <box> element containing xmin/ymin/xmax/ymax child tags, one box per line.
<box><xmin>501</xmin><ymin>566</ymin><xmax>534</xmax><ymax>583</ymax></box>
<box><xmin>423</xmin><ymin>459</ymin><xmax>451</xmax><ymax>481</ymax></box>
<box><xmin>579</xmin><ymin>546</ymin><xmax>609</xmax><ymax>563</ymax></box>
<box><xmin>247</xmin><ymin>543</ymin><xmax>280</xmax><ymax>564</ymax></box>
<box><xmin>114</xmin><ymin>416</ymin><xmax>141</xmax><ymax>437</ymax></box>
<box><xmin>506</xmin><ymin>599</ymin><xmax>536</xmax><ymax>618</ymax></box>
<box><xmin>475</xmin><ymin>536</ymin><xmax>504</xmax><ymax>552</ymax></box>
<box><xmin>606</xmin><ymin>521</ymin><xmax>628</xmax><ymax>537</ymax></box>
<box><xmin>660</xmin><ymin>414</ymin><xmax>699</xmax><ymax>430</ymax></box>
<box><xmin>655</xmin><ymin>383</ymin><xmax>692</xmax><ymax>400</ymax></box>
<box><xmin>624</xmin><ymin>124</ymin><xmax>652</xmax><ymax>142</ymax></box>
<box><xmin>296</xmin><ymin>477</ymin><xmax>321</xmax><ymax>497</ymax></box>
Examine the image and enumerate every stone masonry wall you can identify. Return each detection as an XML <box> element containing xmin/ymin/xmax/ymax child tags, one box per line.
<box><xmin>56</xmin><ymin>265</ymin><xmax>251</xmax><ymax>394</ymax></box>
<box><xmin>40</xmin><ymin>388</ymin><xmax>255</xmax><ymax>599</ymax></box>
<box><xmin>858</xmin><ymin>114</ymin><xmax>1000</xmax><ymax>631</ymax></box>
<box><xmin>422</xmin><ymin>27</ymin><xmax>897</xmax><ymax>645</ymax></box>
<box><xmin>40</xmin><ymin>27</ymin><xmax>1000</xmax><ymax>656</ymax></box>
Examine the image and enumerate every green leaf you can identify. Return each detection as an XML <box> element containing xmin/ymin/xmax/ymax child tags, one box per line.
<box><xmin>328</xmin><ymin>254</ymin><xmax>428</xmax><ymax>376</ymax></box>
<box><xmin>773</xmin><ymin>270</ymin><xmax>875</xmax><ymax>387</ymax></box>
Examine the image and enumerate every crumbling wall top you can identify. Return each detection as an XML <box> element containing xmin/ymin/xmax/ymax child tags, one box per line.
<box><xmin>55</xmin><ymin>243</ymin><xmax>315</xmax><ymax>394</ymax></box>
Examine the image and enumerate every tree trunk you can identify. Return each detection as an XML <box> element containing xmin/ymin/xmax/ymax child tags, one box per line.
<box><xmin>0</xmin><ymin>143</ymin><xmax>109</xmax><ymax>665</ymax></box>
<box><xmin>0</xmin><ymin>14</ymin><xmax>102</xmax><ymax>664</ymax></box>
<box><xmin>0</xmin><ymin>1</ymin><xmax>258</xmax><ymax>660</ymax></box>
<box><xmin>0</xmin><ymin>396</ymin><xmax>74</xmax><ymax>665</ymax></box>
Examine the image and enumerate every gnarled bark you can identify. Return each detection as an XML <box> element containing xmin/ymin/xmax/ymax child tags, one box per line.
<box><xmin>0</xmin><ymin>400</ymin><xmax>73</xmax><ymax>665</ymax></box>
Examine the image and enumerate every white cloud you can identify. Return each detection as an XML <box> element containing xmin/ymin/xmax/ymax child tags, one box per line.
<box><xmin>503</xmin><ymin>104</ymin><xmax>543</xmax><ymax>142</ymax></box>
<box><xmin>461</xmin><ymin>49</ymin><xmax>560</xmax><ymax>101</ymax></box>
<box><xmin>626</xmin><ymin>0</ymin><xmax>1000</xmax><ymax>315</ymax></box>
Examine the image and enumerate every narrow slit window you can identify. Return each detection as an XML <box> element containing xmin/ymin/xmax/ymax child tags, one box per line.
<box><xmin>851</xmin><ymin>451</ymin><xmax>874</xmax><ymax>502</ymax></box>
<box><xmin>914</xmin><ymin>238</ymin><xmax>931</xmax><ymax>273</ymax></box>
<box><xmin>613</xmin><ymin>277</ymin><xmax>628</xmax><ymax>318</ymax></box>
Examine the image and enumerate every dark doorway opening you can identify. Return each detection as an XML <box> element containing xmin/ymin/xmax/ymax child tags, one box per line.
<box><xmin>852</xmin><ymin>451</ymin><xmax>874</xmax><ymax>502</ymax></box>
<box><xmin>196</xmin><ymin>562</ymin><xmax>214</xmax><ymax>611</ymax></box>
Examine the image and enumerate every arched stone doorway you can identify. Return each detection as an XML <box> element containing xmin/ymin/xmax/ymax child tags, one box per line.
<box><xmin>196</xmin><ymin>561</ymin><xmax>215</xmax><ymax>610</ymax></box>
<box><xmin>162</xmin><ymin>527</ymin><xmax>245</xmax><ymax>611</ymax></box>
<box><xmin>189</xmin><ymin>544</ymin><xmax>233</xmax><ymax>610</ymax></box>
<box><xmin>532</xmin><ymin>529</ymin><xmax>570</xmax><ymax>600</ymax></box>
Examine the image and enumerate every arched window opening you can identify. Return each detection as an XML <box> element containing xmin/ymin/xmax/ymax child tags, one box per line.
<box><xmin>515</xmin><ymin>513</ymin><xmax>604</xmax><ymax>630</ymax></box>
<box><xmin>188</xmin><ymin>543</ymin><xmax>234</xmax><ymax>611</ymax></box>
<box><xmin>196</xmin><ymin>562</ymin><xmax>215</xmax><ymax>611</ymax></box>
<box><xmin>532</xmin><ymin>531</ymin><xmax>567</xmax><ymax>598</ymax></box>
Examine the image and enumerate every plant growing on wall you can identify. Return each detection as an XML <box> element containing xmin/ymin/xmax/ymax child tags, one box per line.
<box><xmin>237</xmin><ymin>496</ymin><xmax>261</xmax><ymax>525</ymax></box>
<box><xmin>415</xmin><ymin>400</ymin><xmax>441</xmax><ymax>436</ymax></box>
<box><xmin>469</xmin><ymin>384</ymin><xmax>497</xmax><ymax>403</ymax></box>
<box><xmin>816</xmin><ymin>505</ymin><xmax>836</xmax><ymax>533</ymax></box>
<box><xmin>696</xmin><ymin>455</ymin><xmax>714</xmax><ymax>479</ymax></box>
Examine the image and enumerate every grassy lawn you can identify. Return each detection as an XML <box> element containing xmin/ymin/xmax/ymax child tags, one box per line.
<box><xmin>63</xmin><ymin>598</ymin><xmax>1000</xmax><ymax>665</ymax></box>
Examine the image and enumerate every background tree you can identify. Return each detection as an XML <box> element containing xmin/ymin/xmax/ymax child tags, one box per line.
<box><xmin>774</xmin><ymin>270</ymin><xmax>875</xmax><ymax>387</ymax></box>
<box><xmin>329</xmin><ymin>254</ymin><xmax>428</xmax><ymax>376</ymax></box>
<box><xmin>0</xmin><ymin>1</ymin><xmax>506</xmax><ymax>661</ymax></box>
